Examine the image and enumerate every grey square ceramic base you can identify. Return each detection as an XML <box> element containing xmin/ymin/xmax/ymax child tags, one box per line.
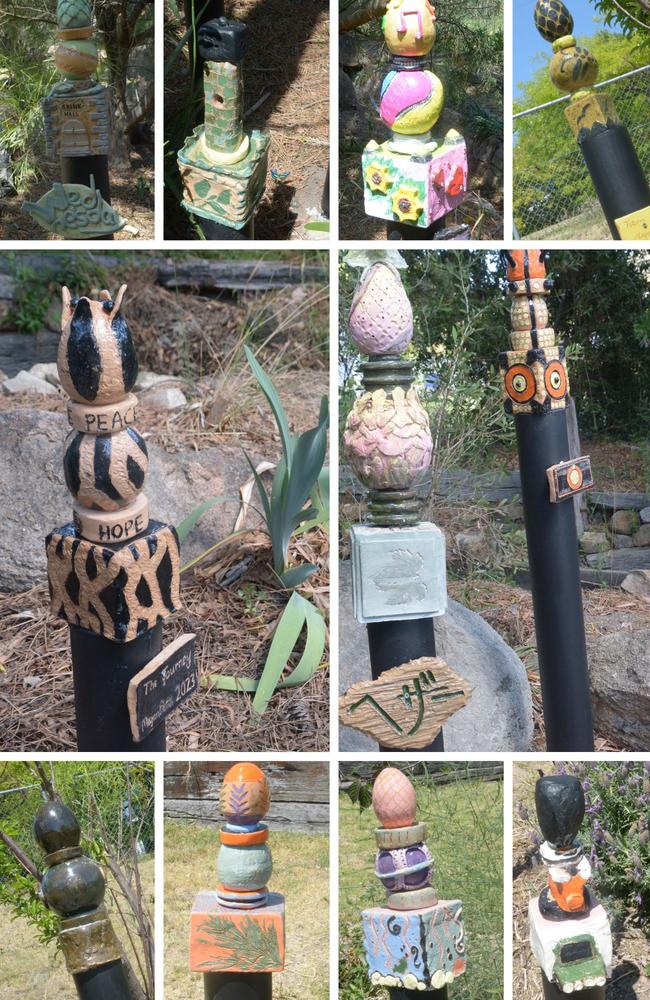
<box><xmin>350</xmin><ymin>523</ymin><xmax>447</xmax><ymax>623</ymax></box>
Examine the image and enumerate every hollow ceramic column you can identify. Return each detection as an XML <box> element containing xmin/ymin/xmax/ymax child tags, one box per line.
<box><xmin>500</xmin><ymin>250</ymin><xmax>594</xmax><ymax>750</ymax></box>
<box><xmin>178</xmin><ymin>17</ymin><xmax>270</xmax><ymax>238</ymax></box>
<box><xmin>361</xmin><ymin>0</ymin><xmax>468</xmax><ymax>238</ymax></box>
<box><xmin>361</xmin><ymin>768</ymin><xmax>466</xmax><ymax>999</ymax></box>
<box><xmin>530</xmin><ymin>775</ymin><xmax>610</xmax><ymax>998</ymax></box>
<box><xmin>34</xmin><ymin>799</ymin><xmax>130</xmax><ymax>1000</ymax></box>
<box><xmin>534</xmin><ymin>0</ymin><xmax>650</xmax><ymax>239</ymax></box>
<box><xmin>45</xmin><ymin>285</ymin><xmax>181</xmax><ymax>751</ymax></box>
<box><xmin>21</xmin><ymin>0</ymin><xmax>125</xmax><ymax>239</ymax></box>
<box><xmin>190</xmin><ymin>764</ymin><xmax>285</xmax><ymax>1000</ymax></box>
<box><xmin>340</xmin><ymin>261</ymin><xmax>472</xmax><ymax>752</ymax></box>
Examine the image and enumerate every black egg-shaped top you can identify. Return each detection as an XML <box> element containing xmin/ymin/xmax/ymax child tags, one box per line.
<box><xmin>534</xmin><ymin>0</ymin><xmax>574</xmax><ymax>42</ymax></box>
<box><xmin>535</xmin><ymin>775</ymin><xmax>585</xmax><ymax>847</ymax></box>
<box><xmin>33</xmin><ymin>800</ymin><xmax>81</xmax><ymax>855</ymax></box>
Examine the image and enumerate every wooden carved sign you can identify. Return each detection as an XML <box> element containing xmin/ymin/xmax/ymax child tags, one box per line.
<box><xmin>127</xmin><ymin>634</ymin><xmax>197</xmax><ymax>742</ymax></box>
<box><xmin>339</xmin><ymin>657</ymin><xmax>472</xmax><ymax>749</ymax></box>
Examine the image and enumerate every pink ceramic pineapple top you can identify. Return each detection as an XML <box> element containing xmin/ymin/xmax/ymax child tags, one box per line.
<box><xmin>349</xmin><ymin>262</ymin><xmax>413</xmax><ymax>356</ymax></box>
<box><xmin>372</xmin><ymin>767</ymin><xmax>417</xmax><ymax>828</ymax></box>
<box><xmin>344</xmin><ymin>387</ymin><xmax>433</xmax><ymax>489</ymax></box>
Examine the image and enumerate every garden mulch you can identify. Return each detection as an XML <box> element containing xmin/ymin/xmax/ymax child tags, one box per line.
<box><xmin>513</xmin><ymin>762</ymin><xmax>650</xmax><ymax>1000</ymax></box>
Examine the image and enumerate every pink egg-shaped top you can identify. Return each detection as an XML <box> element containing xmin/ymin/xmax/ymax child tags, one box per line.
<box><xmin>372</xmin><ymin>767</ymin><xmax>417</xmax><ymax>828</ymax></box>
<box><xmin>348</xmin><ymin>262</ymin><xmax>413</xmax><ymax>356</ymax></box>
<box><xmin>379</xmin><ymin>70</ymin><xmax>433</xmax><ymax>127</ymax></box>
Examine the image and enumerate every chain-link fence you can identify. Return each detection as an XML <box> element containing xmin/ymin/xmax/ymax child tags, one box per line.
<box><xmin>514</xmin><ymin>67</ymin><xmax>650</xmax><ymax>238</ymax></box>
<box><xmin>0</xmin><ymin>761</ymin><xmax>154</xmax><ymax>1000</ymax></box>
<box><xmin>339</xmin><ymin>763</ymin><xmax>503</xmax><ymax>1000</ymax></box>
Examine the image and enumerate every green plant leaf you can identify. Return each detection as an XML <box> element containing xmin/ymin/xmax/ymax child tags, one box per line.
<box><xmin>244</xmin><ymin>345</ymin><xmax>293</xmax><ymax>467</ymax></box>
<box><xmin>204</xmin><ymin>593</ymin><xmax>326</xmax><ymax>714</ymax></box>
<box><xmin>279</xmin><ymin>564</ymin><xmax>317</xmax><ymax>588</ymax></box>
<box><xmin>243</xmin><ymin>451</ymin><xmax>273</xmax><ymax>525</ymax></box>
<box><xmin>175</xmin><ymin>497</ymin><xmax>236</xmax><ymax>544</ymax></box>
<box><xmin>304</xmin><ymin>220</ymin><xmax>330</xmax><ymax>232</ymax></box>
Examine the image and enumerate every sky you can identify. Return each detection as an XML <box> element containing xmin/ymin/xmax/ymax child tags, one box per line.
<box><xmin>513</xmin><ymin>0</ymin><xmax>625</xmax><ymax>98</ymax></box>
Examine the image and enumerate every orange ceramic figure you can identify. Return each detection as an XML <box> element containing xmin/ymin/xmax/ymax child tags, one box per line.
<box><xmin>504</xmin><ymin>249</ymin><xmax>547</xmax><ymax>283</ymax></box>
<box><xmin>547</xmin><ymin>871</ymin><xmax>588</xmax><ymax>913</ymax></box>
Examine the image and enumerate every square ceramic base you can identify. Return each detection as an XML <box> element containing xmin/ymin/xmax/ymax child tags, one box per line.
<box><xmin>189</xmin><ymin>891</ymin><xmax>285</xmax><ymax>973</ymax></box>
<box><xmin>528</xmin><ymin>897</ymin><xmax>611</xmax><ymax>991</ymax></box>
<box><xmin>178</xmin><ymin>128</ymin><xmax>270</xmax><ymax>230</ymax></box>
<box><xmin>363</xmin><ymin>133</ymin><xmax>467</xmax><ymax>228</ymax></box>
<box><xmin>361</xmin><ymin>900</ymin><xmax>466</xmax><ymax>990</ymax></box>
<box><xmin>350</xmin><ymin>523</ymin><xmax>447</xmax><ymax>623</ymax></box>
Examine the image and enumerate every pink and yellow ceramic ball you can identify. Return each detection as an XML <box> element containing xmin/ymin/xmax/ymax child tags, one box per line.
<box><xmin>372</xmin><ymin>767</ymin><xmax>417</xmax><ymax>828</ymax></box>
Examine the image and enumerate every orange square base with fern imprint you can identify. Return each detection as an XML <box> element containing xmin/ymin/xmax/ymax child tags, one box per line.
<box><xmin>189</xmin><ymin>891</ymin><xmax>286</xmax><ymax>973</ymax></box>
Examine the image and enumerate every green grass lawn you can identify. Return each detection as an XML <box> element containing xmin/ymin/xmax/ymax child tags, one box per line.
<box><xmin>164</xmin><ymin>820</ymin><xmax>329</xmax><ymax>1000</ymax></box>
<box><xmin>339</xmin><ymin>776</ymin><xmax>504</xmax><ymax>1000</ymax></box>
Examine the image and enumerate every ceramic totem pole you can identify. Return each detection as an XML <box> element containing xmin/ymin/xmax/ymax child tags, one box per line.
<box><xmin>534</xmin><ymin>0</ymin><xmax>650</xmax><ymax>239</ymax></box>
<box><xmin>530</xmin><ymin>775</ymin><xmax>611</xmax><ymax>998</ymax></box>
<box><xmin>190</xmin><ymin>764</ymin><xmax>284</xmax><ymax>1000</ymax></box>
<box><xmin>339</xmin><ymin>259</ymin><xmax>471</xmax><ymax>750</ymax></box>
<box><xmin>178</xmin><ymin>17</ymin><xmax>270</xmax><ymax>237</ymax></box>
<box><xmin>34</xmin><ymin>798</ymin><xmax>130</xmax><ymax>999</ymax></box>
<box><xmin>362</xmin><ymin>768</ymin><xmax>466</xmax><ymax>997</ymax></box>
<box><xmin>22</xmin><ymin>0</ymin><xmax>125</xmax><ymax>238</ymax></box>
<box><xmin>46</xmin><ymin>285</ymin><xmax>183</xmax><ymax>751</ymax></box>
<box><xmin>500</xmin><ymin>250</ymin><xmax>594</xmax><ymax>750</ymax></box>
<box><xmin>362</xmin><ymin>0</ymin><xmax>468</xmax><ymax>237</ymax></box>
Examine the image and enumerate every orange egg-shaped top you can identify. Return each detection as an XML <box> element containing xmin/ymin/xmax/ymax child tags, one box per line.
<box><xmin>505</xmin><ymin>249</ymin><xmax>547</xmax><ymax>283</ymax></box>
<box><xmin>372</xmin><ymin>767</ymin><xmax>417</xmax><ymax>828</ymax></box>
<box><xmin>220</xmin><ymin>763</ymin><xmax>270</xmax><ymax>824</ymax></box>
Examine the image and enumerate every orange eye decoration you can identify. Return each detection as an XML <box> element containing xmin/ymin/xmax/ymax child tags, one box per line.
<box><xmin>544</xmin><ymin>360</ymin><xmax>567</xmax><ymax>399</ymax></box>
<box><xmin>566</xmin><ymin>464</ymin><xmax>583</xmax><ymax>491</ymax></box>
<box><xmin>505</xmin><ymin>364</ymin><xmax>536</xmax><ymax>403</ymax></box>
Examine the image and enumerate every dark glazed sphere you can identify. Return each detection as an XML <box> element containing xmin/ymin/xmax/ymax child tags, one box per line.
<box><xmin>33</xmin><ymin>800</ymin><xmax>80</xmax><ymax>854</ymax></box>
<box><xmin>535</xmin><ymin>775</ymin><xmax>585</xmax><ymax>847</ymax></box>
<box><xmin>534</xmin><ymin>0</ymin><xmax>574</xmax><ymax>42</ymax></box>
<box><xmin>41</xmin><ymin>857</ymin><xmax>106</xmax><ymax>916</ymax></box>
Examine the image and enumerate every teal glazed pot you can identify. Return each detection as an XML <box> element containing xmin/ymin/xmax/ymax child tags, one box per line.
<box><xmin>217</xmin><ymin>842</ymin><xmax>273</xmax><ymax>890</ymax></box>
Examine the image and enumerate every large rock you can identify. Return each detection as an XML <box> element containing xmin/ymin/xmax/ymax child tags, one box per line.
<box><xmin>640</xmin><ymin>507</ymin><xmax>650</xmax><ymax>524</ymax></box>
<box><xmin>579</xmin><ymin>531</ymin><xmax>609</xmax><ymax>555</ymax></box>
<box><xmin>633</xmin><ymin>524</ymin><xmax>650</xmax><ymax>547</ymax></box>
<box><xmin>2</xmin><ymin>370</ymin><xmax>59</xmax><ymax>395</ymax></box>
<box><xmin>612</xmin><ymin>533</ymin><xmax>634</xmax><ymax>550</ymax></box>
<box><xmin>338</xmin><ymin>560</ymin><xmax>533</xmax><ymax>751</ymax></box>
<box><xmin>610</xmin><ymin>510</ymin><xmax>640</xmax><ymax>535</ymax></box>
<box><xmin>588</xmin><ymin>625</ymin><xmax>650</xmax><ymax>750</ymax></box>
<box><xmin>621</xmin><ymin>570</ymin><xmax>650</xmax><ymax>599</ymax></box>
<box><xmin>0</xmin><ymin>409</ymin><xmax>258</xmax><ymax>592</ymax></box>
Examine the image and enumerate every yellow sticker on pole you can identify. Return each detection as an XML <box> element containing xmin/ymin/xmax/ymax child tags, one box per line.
<box><xmin>615</xmin><ymin>205</ymin><xmax>650</xmax><ymax>240</ymax></box>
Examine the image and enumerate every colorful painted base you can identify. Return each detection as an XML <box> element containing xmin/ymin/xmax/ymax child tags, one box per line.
<box><xmin>529</xmin><ymin>897</ymin><xmax>611</xmax><ymax>991</ymax></box>
<box><xmin>178</xmin><ymin>128</ymin><xmax>270</xmax><ymax>230</ymax></box>
<box><xmin>363</xmin><ymin>132</ymin><xmax>467</xmax><ymax>228</ymax></box>
<box><xmin>339</xmin><ymin>658</ymin><xmax>472</xmax><ymax>750</ymax></box>
<box><xmin>349</xmin><ymin>523</ymin><xmax>447</xmax><ymax>623</ymax></box>
<box><xmin>362</xmin><ymin>899</ymin><xmax>466</xmax><ymax>990</ymax></box>
<box><xmin>189</xmin><ymin>891</ymin><xmax>285</xmax><ymax>973</ymax></box>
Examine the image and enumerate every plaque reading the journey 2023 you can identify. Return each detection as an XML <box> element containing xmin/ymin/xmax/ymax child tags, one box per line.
<box><xmin>127</xmin><ymin>633</ymin><xmax>197</xmax><ymax>742</ymax></box>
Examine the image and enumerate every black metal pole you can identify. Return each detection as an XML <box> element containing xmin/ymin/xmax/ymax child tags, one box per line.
<box><xmin>73</xmin><ymin>962</ymin><xmax>131</xmax><ymax>1000</ymax></box>
<box><xmin>390</xmin><ymin>988</ymin><xmax>448</xmax><ymax>1000</ymax></box>
<box><xmin>367</xmin><ymin>619</ymin><xmax>444</xmax><ymax>751</ymax></box>
<box><xmin>514</xmin><ymin>411</ymin><xmax>593</xmax><ymax>750</ymax></box>
<box><xmin>579</xmin><ymin>123</ymin><xmax>650</xmax><ymax>239</ymax></box>
<box><xmin>71</xmin><ymin>622</ymin><xmax>165</xmax><ymax>752</ymax></box>
<box><xmin>199</xmin><ymin>217</ymin><xmax>253</xmax><ymax>240</ymax></box>
<box><xmin>203</xmin><ymin>972</ymin><xmax>272</xmax><ymax>1000</ymax></box>
<box><xmin>387</xmin><ymin>217</ymin><xmax>446</xmax><ymax>240</ymax></box>
<box><xmin>542</xmin><ymin>974</ymin><xmax>604</xmax><ymax>1000</ymax></box>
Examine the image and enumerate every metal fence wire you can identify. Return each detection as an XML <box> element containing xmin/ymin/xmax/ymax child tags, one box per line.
<box><xmin>338</xmin><ymin>762</ymin><xmax>503</xmax><ymax>1000</ymax></box>
<box><xmin>514</xmin><ymin>67</ymin><xmax>650</xmax><ymax>237</ymax></box>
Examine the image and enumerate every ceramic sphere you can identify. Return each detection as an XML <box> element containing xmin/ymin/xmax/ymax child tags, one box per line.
<box><xmin>376</xmin><ymin>843</ymin><xmax>433</xmax><ymax>891</ymax></box>
<box><xmin>549</xmin><ymin>45</ymin><xmax>598</xmax><ymax>93</ymax></box>
<box><xmin>217</xmin><ymin>842</ymin><xmax>273</xmax><ymax>890</ymax></box>
<box><xmin>379</xmin><ymin>70</ymin><xmax>444</xmax><ymax>135</ymax></box>
<box><xmin>344</xmin><ymin>387</ymin><xmax>433</xmax><ymax>490</ymax></box>
<box><xmin>220</xmin><ymin>762</ymin><xmax>270</xmax><ymax>824</ymax></box>
<box><xmin>348</xmin><ymin>262</ymin><xmax>413</xmax><ymax>356</ymax></box>
<box><xmin>372</xmin><ymin>768</ymin><xmax>417</xmax><ymax>828</ymax></box>
<box><xmin>41</xmin><ymin>857</ymin><xmax>105</xmax><ymax>916</ymax></box>
<box><xmin>55</xmin><ymin>39</ymin><xmax>98</xmax><ymax>79</ymax></box>
<box><xmin>383</xmin><ymin>0</ymin><xmax>436</xmax><ymax>57</ymax></box>
<box><xmin>33</xmin><ymin>801</ymin><xmax>81</xmax><ymax>854</ymax></box>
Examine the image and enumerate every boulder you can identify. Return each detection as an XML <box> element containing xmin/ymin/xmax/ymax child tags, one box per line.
<box><xmin>2</xmin><ymin>370</ymin><xmax>59</xmax><ymax>395</ymax></box>
<box><xmin>588</xmin><ymin>625</ymin><xmax>650</xmax><ymax>750</ymax></box>
<box><xmin>621</xmin><ymin>570</ymin><xmax>650</xmax><ymax>600</ymax></box>
<box><xmin>640</xmin><ymin>507</ymin><xmax>650</xmax><ymax>524</ymax></box>
<box><xmin>28</xmin><ymin>362</ymin><xmax>60</xmax><ymax>386</ymax></box>
<box><xmin>610</xmin><ymin>510</ymin><xmax>640</xmax><ymax>535</ymax></box>
<box><xmin>612</xmin><ymin>533</ymin><xmax>634</xmax><ymax>550</ymax></box>
<box><xmin>579</xmin><ymin>531</ymin><xmax>609</xmax><ymax>555</ymax></box>
<box><xmin>0</xmin><ymin>409</ymin><xmax>259</xmax><ymax>592</ymax></box>
<box><xmin>338</xmin><ymin>560</ymin><xmax>533</xmax><ymax>751</ymax></box>
<box><xmin>138</xmin><ymin>385</ymin><xmax>187</xmax><ymax>411</ymax></box>
<box><xmin>633</xmin><ymin>524</ymin><xmax>650</xmax><ymax>547</ymax></box>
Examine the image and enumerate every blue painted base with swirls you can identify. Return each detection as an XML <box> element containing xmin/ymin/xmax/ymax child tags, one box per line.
<box><xmin>361</xmin><ymin>900</ymin><xmax>466</xmax><ymax>991</ymax></box>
